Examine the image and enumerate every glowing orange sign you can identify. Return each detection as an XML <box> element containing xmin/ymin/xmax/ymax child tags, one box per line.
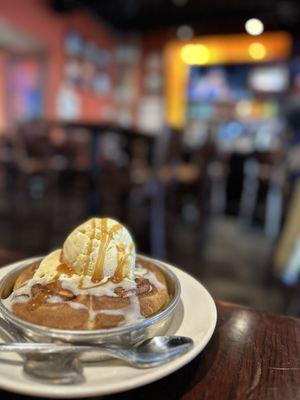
<box><xmin>164</xmin><ymin>31</ymin><xmax>292</xmax><ymax>127</ymax></box>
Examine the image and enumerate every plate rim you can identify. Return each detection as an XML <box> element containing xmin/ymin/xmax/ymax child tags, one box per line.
<box><xmin>0</xmin><ymin>257</ymin><xmax>217</xmax><ymax>398</ymax></box>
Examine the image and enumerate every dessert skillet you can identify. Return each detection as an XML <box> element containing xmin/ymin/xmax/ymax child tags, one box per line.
<box><xmin>0</xmin><ymin>255</ymin><xmax>180</xmax><ymax>345</ymax></box>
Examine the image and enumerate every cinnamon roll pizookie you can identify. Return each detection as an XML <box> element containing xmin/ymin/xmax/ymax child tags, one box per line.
<box><xmin>3</xmin><ymin>218</ymin><xmax>169</xmax><ymax>330</ymax></box>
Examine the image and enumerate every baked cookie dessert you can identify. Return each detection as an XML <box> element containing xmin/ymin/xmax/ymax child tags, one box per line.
<box><xmin>3</xmin><ymin>218</ymin><xmax>169</xmax><ymax>330</ymax></box>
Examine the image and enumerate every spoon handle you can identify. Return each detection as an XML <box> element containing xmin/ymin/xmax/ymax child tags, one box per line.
<box><xmin>0</xmin><ymin>343</ymin><xmax>93</xmax><ymax>354</ymax></box>
<box><xmin>0</xmin><ymin>342</ymin><xmax>136</xmax><ymax>365</ymax></box>
<box><xmin>0</xmin><ymin>336</ymin><xmax>193</xmax><ymax>368</ymax></box>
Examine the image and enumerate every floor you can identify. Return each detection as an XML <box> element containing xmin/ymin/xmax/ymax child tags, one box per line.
<box><xmin>199</xmin><ymin>217</ymin><xmax>283</xmax><ymax>313</ymax></box>
<box><xmin>167</xmin><ymin>215</ymin><xmax>283</xmax><ymax>314</ymax></box>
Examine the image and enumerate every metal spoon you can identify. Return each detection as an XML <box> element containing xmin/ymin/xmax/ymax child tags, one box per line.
<box><xmin>0</xmin><ymin>318</ymin><xmax>84</xmax><ymax>384</ymax></box>
<box><xmin>0</xmin><ymin>336</ymin><xmax>193</xmax><ymax>368</ymax></box>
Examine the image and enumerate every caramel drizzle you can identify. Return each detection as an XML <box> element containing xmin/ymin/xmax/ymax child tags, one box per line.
<box><xmin>112</xmin><ymin>244</ymin><xmax>130</xmax><ymax>283</ymax></box>
<box><xmin>15</xmin><ymin>223</ymin><xmax>135</xmax><ymax>312</ymax></box>
<box><xmin>92</xmin><ymin>219</ymin><xmax>123</xmax><ymax>282</ymax></box>
<box><xmin>111</xmin><ymin>242</ymin><xmax>134</xmax><ymax>283</ymax></box>
<box><xmin>79</xmin><ymin>218</ymin><xmax>96</xmax><ymax>289</ymax></box>
<box><xmin>55</xmin><ymin>219</ymin><xmax>132</xmax><ymax>290</ymax></box>
<box><xmin>76</xmin><ymin>218</ymin><xmax>125</xmax><ymax>289</ymax></box>
<box><xmin>85</xmin><ymin>218</ymin><xmax>97</xmax><ymax>276</ymax></box>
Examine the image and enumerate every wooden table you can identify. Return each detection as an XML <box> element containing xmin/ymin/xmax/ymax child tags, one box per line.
<box><xmin>0</xmin><ymin>251</ymin><xmax>299</xmax><ymax>400</ymax></box>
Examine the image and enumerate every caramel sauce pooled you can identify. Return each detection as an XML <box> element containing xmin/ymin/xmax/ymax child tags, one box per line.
<box><xmin>27</xmin><ymin>290</ymin><xmax>50</xmax><ymax>311</ymax></box>
<box><xmin>58</xmin><ymin>252</ymin><xmax>75</xmax><ymax>277</ymax></box>
<box><xmin>27</xmin><ymin>279</ymin><xmax>75</xmax><ymax>311</ymax></box>
<box><xmin>56</xmin><ymin>263</ymin><xmax>75</xmax><ymax>278</ymax></box>
<box><xmin>56</xmin><ymin>251</ymin><xmax>76</xmax><ymax>279</ymax></box>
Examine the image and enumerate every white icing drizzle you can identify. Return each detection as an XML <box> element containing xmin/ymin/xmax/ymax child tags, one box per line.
<box><xmin>46</xmin><ymin>295</ymin><xmax>88</xmax><ymax>311</ymax></box>
<box><xmin>125</xmin><ymin>294</ymin><xmax>143</xmax><ymax>323</ymax></box>
<box><xmin>2</xmin><ymin>294</ymin><xmax>29</xmax><ymax>310</ymax></box>
<box><xmin>87</xmin><ymin>295</ymin><xmax>95</xmax><ymax>329</ymax></box>
<box><xmin>46</xmin><ymin>295</ymin><xmax>63</xmax><ymax>304</ymax></box>
<box><xmin>59</xmin><ymin>275</ymin><xmax>136</xmax><ymax>298</ymax></box>
<box><xmin>88</xmin><ymin>293</ymin><xmax>143</xmax><ymax>326</ymax></box>
<box><xmin>136</xmin><ymin>263</ymin><xmax>166</xmax><ymax>290</ymax></box>
<box><xmin>99</xmin><ymin>308</ymin><xmax>124</xmax><ymax>316</ymax></box>
<box><xmin>136</xmin><ymin>269</ymin><xmax>148</xmax><ymax>277</ymax></box>
<box><xmin>144</xmin><ymin>270</ymin><xmax>166</xmax><ymax>290</ymax></box>
<box><xmin>68</xmin><ymin>301</ymin><xmax>88</xmax><ymax>310</ymax></box>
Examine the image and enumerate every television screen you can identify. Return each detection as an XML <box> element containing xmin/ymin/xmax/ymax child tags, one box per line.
<box><xmin>188</xmin><ymin>65</ymin><xmax>250</xmax><ymax>103</ymax></box>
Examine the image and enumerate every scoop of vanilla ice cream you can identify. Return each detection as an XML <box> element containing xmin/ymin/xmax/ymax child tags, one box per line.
<box><xmin>33</xmin><ymin>249</ymin><xmax>62</xmax><ymax>281</ymax></box>
<box><xmin>62</xmin><ymin>218</ymin><xmax>136</xmax><ymax>282</ymax></box>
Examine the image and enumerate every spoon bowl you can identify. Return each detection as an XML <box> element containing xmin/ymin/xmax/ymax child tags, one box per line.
<box><xmin>127</xmin><ymin>336</ymin><xmax>194</xmax><ymax>367</ymax></box>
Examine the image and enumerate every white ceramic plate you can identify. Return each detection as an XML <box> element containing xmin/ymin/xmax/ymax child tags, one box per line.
<box><xmin>0</xmin><ymin>258</ymin><xmax>217</xmax><ymax>398</ymax></box>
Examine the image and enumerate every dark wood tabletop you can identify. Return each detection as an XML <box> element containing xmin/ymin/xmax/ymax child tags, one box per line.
<box><xmin>0</xmin><ymin>251</ymin><xmax>299</xmax><ymax>400</ymax></box>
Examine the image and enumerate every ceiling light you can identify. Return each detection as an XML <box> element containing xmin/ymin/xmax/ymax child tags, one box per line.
<box><xmin>177</xmin><ymin>25</ymin><xmax>194</xmax><ymax>40</ymax></box>
<box><xmin>248</xmin><ymin>43</ymin><xmax>266</xmax><ymax>60</ymax></box>
<box><xmin>245</xmin><ymin>18</ymin><xmax>264</xmax><ymax>36</ymax></box>
<box><xmin>181</xmin><ymin>44</ymin><xmax>210</xmax><ymax>65</ymax></box>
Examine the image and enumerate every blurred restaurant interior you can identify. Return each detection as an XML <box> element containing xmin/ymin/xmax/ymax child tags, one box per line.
<box><xmin>1</xmin><ymin>0</ymin><xmax>300</xmax><ymax>315</ymax></box>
